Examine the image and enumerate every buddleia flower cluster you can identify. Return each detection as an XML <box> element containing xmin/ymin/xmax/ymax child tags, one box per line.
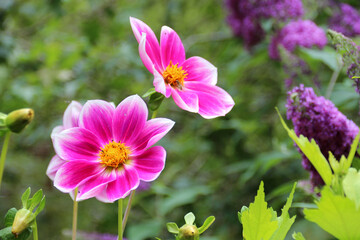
<box><xmin>329</xmin><ymin>2</ymin><xmax>360</xmax><ymax>37</ymax></box>
<box><xmin>286</xmin><ymin>85</ymin><xmax>359</xmax><ymax>186</ymax></box>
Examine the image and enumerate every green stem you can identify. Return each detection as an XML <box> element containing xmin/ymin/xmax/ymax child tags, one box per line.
<box><xmin>0</xmin><ymin>131</ymin><xmax>11</xmax><ymax>189</ymax></box>
<box><xmin>325</xmin><ymin>64</ymin><xmax>342</xmax><ymax>99</ymax></box>
<box><xmin>151</xmin><ymin>110</ymin><xmax>158</xmax><ymax>119</ymax></box>
<box><xmin>72</xmin><ymin>188</ymin><xmax>78</xmax><ymax>240</ymax></box>
<box><xmin>122</xmin><ymin>190</ymin><xmax>136</xmax><ymax>232</ymax></box>
<box><xmin>32</xmin><ymin>220</ymin><xmax>38</xmax><ymax>240</ymax></box>
<box><xmin>118</xmin><ymin>199</ymin><xmax>123</xmax><ymax>240</ymax></box>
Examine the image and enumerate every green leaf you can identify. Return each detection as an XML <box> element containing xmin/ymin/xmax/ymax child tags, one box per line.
<box><xmin>300</xmin><ymin>47</ymin><xmax>339</xmax><ymax>71</ymax></box>
<box><xmin>0</xmin><ymin>226</ymin><xmax>32</xmax><ymax>240</ymax></box>
<box><xmin>292</xmin><ymin>232</ymin><xmax>306</xmax><ymax>240</ymax></box>
<box><xmin>21</xmin><ymin>188</ymin><xmax>31</xmax><ymax>209</ymax></box>
<box><xmin>167</xmin><ymin>222</ymin><xmax>180</xmax><ymax>234</ymax></box>
<box><xmin>198</xmin><ymin>216</ymin><xmax>215</xmax><ymax>234</ymax></box>
<box><xmin>304</xmin><ymin>186</ymin><xmax>360</xmax><ymax>239</ymax></box>
<box><xmin>241</xmin><ymin>181</ymin><xmax>278</xmax><ymax>240</ymax></box>
<box><xmin>28</xmin><ymin>189</ymin><xmax>43</xmax><ymax>211</ymax></box>
<box><xmin>276</xmin><ymin>108</ymin><xmax>333</xmax><ymax>186</ymax></box>
<box><xmin>4</xmin><ymin>208</ymin><xmax>17</xmax><ymax>227</ymax></box>
<box><xmin>184</xmin><ymin>212</ymin><xmax>196</xmax><ymax>225</ymax></box>
<box><xmin>148</xmin><ymin>92</ymin><xmax>165</xmax><ymax>111</ymax></box>
<box><xmin>342</xmin><ymin>168</ymin><xmax>360</xmax><ymax>209</ymax></box>
<box><xmin>34</xmin><ymin>196</ymin><xmax>45</xmax><ymax>216</ymax></box>
<box><xmin>269</xmin><ymin>183</ymin><xmax>297</xmax><ymax>240</ymax></box>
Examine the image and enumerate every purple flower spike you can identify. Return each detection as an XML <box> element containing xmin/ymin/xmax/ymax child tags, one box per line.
<box><xmin>286</xmin><ymin>85</ymin><xmax>359</xmax><ymax>187</ymax></box>
<box><xmin>52</xmin><ymin>95</ymin><xmax>175</xmax><ymax>202</ymax></box>
<box><xmin>269</xmin><ymin>20</ymin><xmax>327</xmax><ymax>59</ymax></box>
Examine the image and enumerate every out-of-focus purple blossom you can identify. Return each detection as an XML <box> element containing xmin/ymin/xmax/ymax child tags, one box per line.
<box><xmin>63</xmin><ymin>230</ymin><xmax>122</xmax><ymax>240</ymax></box>
<box><xmin>286</xmin><ymin>85</ymin><xmax>359</xmax><ymax>187</ymax></box>
<box><xmin>348</xmin><ymin>63</ymin><xmax>360</xmax><ymax>93</ymax></box>
<box><xmin>329</xmin><ymin>3</ymin><xmax>360</xmax><ymax>37</ymax></box>
<box><xmin>269</xmin><ymin>20</ymin><xmax>327</xmax><ymax>59</ymax></box>
<box><xmin>137</xmin><ymin>181</ymin><xmax>151</xmax><ymax>192</ymax></box>
<box><xmin>224</xmin><ymin>0</ymin><xmax>304</xmax><ymax>48</ymax></box>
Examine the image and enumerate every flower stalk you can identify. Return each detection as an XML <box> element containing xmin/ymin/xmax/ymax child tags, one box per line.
<box><xmin>72</xmin><ymin>188</ymin><xmax>78</xmax><ymax>240</ymax></box>
<box><xmin>118</xmin><ymin>198</ymin><xmax>123</xmax><ymax>240</ymax></box>
<box><xmin>0</xmin><ymin>131</ymin><xmax>11</xmax><ymax>189</ymax></box>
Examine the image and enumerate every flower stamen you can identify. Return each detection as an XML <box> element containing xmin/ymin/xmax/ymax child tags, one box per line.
<box><xmin>99</xmin><ymin>141</ymin><xmax>130</xmax><ymax>168</ymax></box>
<box><xmin>162</xmin><ymin>61</ymin><xmax>188</xmax><ymax>90</ymax></box>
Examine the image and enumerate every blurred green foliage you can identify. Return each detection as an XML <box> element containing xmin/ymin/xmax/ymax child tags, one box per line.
<box><xmin>0</xmin><ymin>0</ymin><xmax>359</xmax><ymax>239</ymax></box>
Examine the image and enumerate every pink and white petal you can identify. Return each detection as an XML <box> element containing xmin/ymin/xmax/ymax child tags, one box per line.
<box><xmin>46</xmin><ymin>155</ymin><xmax>67</xmax><ymax>181</ymax></box>
<box><xmin>76</xmin><ymin>169</ymin><xmax>117</xmax><ymax>201</ymax></box>
<box><xmin>160</xmin><ymin>26</ymin><xmax>186</xmax><ymax>68</ymax></box>
<box><xmin>139</xmin><ymin>34</ymin><xmax>157</xmax><ymax>74</ymax></box>
<box><xmin>185</xmin><ymin>82</ymin><xmax>235</xmax><ymax>119</ymax></box>
<box><xmin>132</xmin><ymin>146</ymin><xmax>166</xmax><ymax>181</ymax></box>
<box><xmin>95</xmin><ymin>187</ymin><xmax>112</xmax><ymax>203</ymax></box>
<box><xmin>182</xmin><ymin>57</ymin><xmax>217</xmax><ymax>85</ymax></box>
<box><xmin>53</xmin><ymin>127</ymin><xmax>101</xmax><ymax>162</ymax></box>
<box><xmin>79</xmin><ymin>100</ymin><xmax>115</xmax><ymax>146</ymax></box>
<box><xmin>153</xmin><ymin>68</ymin><xmax>167</xmax><ymax>96</ymax></box>
<box><xmin>132</xmin><ymin>118</ymin><xmax>175</xmax><ymax>152</ymax></box>
<box><xmin>112</xmin><ymin>95</ymin><xmax>148</xmax><ymax>146</ymax></box>
<box><xmin>130</xmin><ymin>17</ymin><xmax>162</xmax><ymax>73</ymax></box>
<box><xmin>63</xmin><ymin>101</ymin><xmax>82</xmax><ymax>129</ymax></box>
<box><xmin>105</xmin><ymin>165</ymin><xmax>140</xmax><ymax>202</ymax></box>
<box><xmin>171</xmin><ymin>88</ymin><xmax>199</xmax><ymax>113</ymax></box>
<box><xmin>51</xmin><ymin>126</ymin><xmax>64</xmax><ymax>140</ymax></box>
<box><xmin>54</xmin><ymin>160</ymin><xmax>103</xmax><ymax>193</ymax></box>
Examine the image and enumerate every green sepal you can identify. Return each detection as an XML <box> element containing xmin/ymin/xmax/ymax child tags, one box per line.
<box><xmin>0</xmin><ymin>112</ymin><xmax>9</xmax><ymax>136</ymax></box>
<box><xmin>4</xmin><ymin>208</ymin><xmax>17</xmax><ymax>227</ymax></box>
<box><xmin>34</xmin><ymin>196</ymin><xmax>46</xmax><ymax>217</ymax></box>
<box><xmin>148</xmin><ymin>92</ymin><xmax>165</xmax><ymax>111</ymax></box>
<box><xmin>142</xmin><ymin>88</ymin><xmax>157</xmax><ymax>98</ymax></box>
<box><xmin>198</xmin><ymin>216</ymin><xmax>215</xmax><ymax>234</ymax></box>
<box><xmin>167</xmin><ymin>222</ymin><xmax>180</xmax><ymax>234</ymax></box>
<box><xmin>28</xmin><ymin>189</ymin><xmax>43</xmax><ymax>212</ymax></box>
<box><xmin>21</xmin><ymin>188</ymin><xmax>31</xmax><ymax>209</ymax></box>
<box><xmin>184</xmin><ymin>212</ymin><xmax>196</xmax><ymax>225</ymax></box>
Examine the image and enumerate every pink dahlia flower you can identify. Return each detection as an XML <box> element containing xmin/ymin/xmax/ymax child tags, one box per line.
<box><xmin>130</xmin><ymin>17</ymin><xmax>235</xmax><ymax>119</ymax></box>
<box><xmin>47</xmin><ymin>101</ymin><xmax>83</xmax><ymax>181</ymax></box>
<box><xmin>52</xmin><ymin>95</ymin><xmax>175</xmax><ymax>202</ymax></box>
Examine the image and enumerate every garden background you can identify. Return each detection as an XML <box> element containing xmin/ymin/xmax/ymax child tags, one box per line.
<box><xmin>0</xmin><ymin>0</ymin><xmax>359</xmax><ymax>239</ymax></box>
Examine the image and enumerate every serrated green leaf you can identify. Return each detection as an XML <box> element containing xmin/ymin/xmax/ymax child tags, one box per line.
<box><xmin>4</xmin><ymin>208</ymin><xmax>17</xmax><ymax>227</ymax></box>
<box><xmin>184</xmin><ymin>212</ymin><xmax>195</xmax><ymax>225</ymax></box>
<box><xmin>167</xmin><ymin>222</ymin><xmax>179</xmax><ymax>234</ymax></box>
<box><xmin>198</xmin><ymin>216</ymin><xmax>215</xmax><ymax>234</ymax></box>
<box><xmin>304</xmin><ymin>186</ymin><xmax>360</xmax><ymax>239</ymax></box>
<box><xmin>343</xmin><ymin>168</ymin><xmax>360</xmax><ymax>209</ymax></box>
<box><xmin>28</xmin><ymin>189</ymin><xmax>43</xmax><ymax>211</ymax></box>
<box><xmin>292</xmin><ymin>232</ymin><xmax>306</xmax><ymax>240</ymax></box>
<box><xmin>276</xmin><ymin>109</ymin><xmax>333</xmax><ymax>186</ymax></box>
<box><xmin>34</xmin><ymin>196</ymin><xmax>45</xmax><ymax>216</ymax></box>
<box><xmin>241</xmin><ymin>181</ymin><xmax>278</xmax><ymax>240</ymax></box>
<box><xmin>21</xmin><ymin>188</ymin><xmax>31</xmax><ymax>209</ymax></box>
<box><xmin>269</xmin><ymin>183</ymin><xmax>297</xmax><ymax>240</ymax></box>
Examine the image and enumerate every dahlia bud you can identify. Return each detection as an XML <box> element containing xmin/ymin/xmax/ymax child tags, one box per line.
<box><xmin>5</xmin><ymin>108</ymin><xmax>34</xmax><ymax>133</ymax></box>
<box><xmin>178</xmin><ymin>224</ymin><xmax>199</xmax><ymax>240</ymax></box>
<box><xmin>11</xmin><ymin>209</ymin><xmax>34</xmax><ymax>237</ymax></box>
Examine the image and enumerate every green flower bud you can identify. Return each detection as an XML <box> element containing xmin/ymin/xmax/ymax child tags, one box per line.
<box><xmin>5</xmin><ymin>108</ymin><xmax>34</xmax><ymax>133</ymax></box>
<box><xmin>11</xmin><ymin>209</ymin><xmax>35</xmax><ymax>237</ymax></box>
<box><xmin>178</xmin><ymin>224</ymin><xmax>199</xmax><ymax>240</ymax></box>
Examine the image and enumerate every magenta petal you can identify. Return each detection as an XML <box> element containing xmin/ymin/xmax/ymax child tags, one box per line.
<box><xmin>76</xmin><ymin>169</ymin><xmax>117</xmax><ymax>201</ymax></box>
<box><xmin>160</xmin><ymin>26</ymin><xmax>186</xmax><ymax>68</ymax></box>
<box><xmin>132</xmin><ymin>146</ymin><xmax>166</xmax><ymax>181</ymax></box>
<box><xmin>153</xmin><ymin>68</ymin><xmax>167</xmax><ymax>96</ymax></box>
<box><xmin>171</xmin><ymin>88</ymin><xmax>199</xmax><ymax>113</ymax></box>
<box><xmin>79</xmin><ymin>100</ymin><xmax>115</xmax><ymax>145</ymax></box>
<box><xmin>51</xmin><ymin>126</ymin><xmax>64</xmax><ymax>140</ymax></box>
<box><xmin>54</xmin><ymin>160</ymin><xmax>103</xmax><ymax>192</ymax></box>
<box><xmin>130</xmin><ymin>17</ymin><xmax>162</xmax><ymax>73</ymax></box>
<box><xmin>53</xmin><ymin>127</ymin><xmax>101</xmax><ymax>162</ymax></box>
<box><xmin>132</xmin><ymin>118</ymin><xmax>175</xmax><ymax>152</ymax></box>
<box><xmin>46</xmin><ymin>155</ymin><xmax>66</xmax><ymax>181</ymax></box>
<box><xmin>139</xmin><ymin>34</ymin><xmax>157</xmax><ymax>74</ymax></box>
<box><xmin>112</xmin><ymin>95</ymin><xmax>148</xmax><ymax>145</ymax></box>
<box><xmin>63</xmin><ymin>101</ymin><xmax>82</xmax><ymax>129</ymax></box>
<box><xmin>185</xmin><ymin>82</ymin><xmax>235</xmax><ymax>119</ymax></box>
<box><xmin>182</xmin><ymin>57</ymin><xmax>217</xmax><ymax>85</ymax></box>
<box><xmin>105</xmin><ymin>166</ymin><xmax>140</xmax><ymax>202</ymax></box>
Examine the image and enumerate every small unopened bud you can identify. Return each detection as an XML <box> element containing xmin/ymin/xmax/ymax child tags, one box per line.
<box><xmin>178</xmin><ymin>224</ymin><xmax>199</xmax><ymax>240</ymax></box>
<box><xmin>5</xmin><ymin>108</ymin><xmax>34</xmax><ymax>133</ymax></box>
<box><xmin>11</xmin><ymin>209</ymin><xmax>35</xmax><ymax>237</ymax></box>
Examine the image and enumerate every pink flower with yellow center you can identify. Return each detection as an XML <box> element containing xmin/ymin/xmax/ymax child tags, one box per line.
<box><xmin>52</xmin><ymin>95</ymin><xmax>174</xmax><ymax>202</ymax></box>
<box><xmin>47</xmin><ymin>101</ymin><xmax>83</xmax><ymax>181</ymax></box>
<box><xmin>130</xmin><ymin>17</ymin><xmax>235</xmax><ymax>119</ymax></box>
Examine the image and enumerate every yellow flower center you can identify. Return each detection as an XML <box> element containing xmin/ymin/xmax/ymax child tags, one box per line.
<box><xmin>162</xmin><ymin>61</ymin><xmax>188</xmax><ymax>90</ymax></box>
<box><xmin>99</xmin><ymin>141</ymin><xmax>131</xmax><ymax>168</ymax></box>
